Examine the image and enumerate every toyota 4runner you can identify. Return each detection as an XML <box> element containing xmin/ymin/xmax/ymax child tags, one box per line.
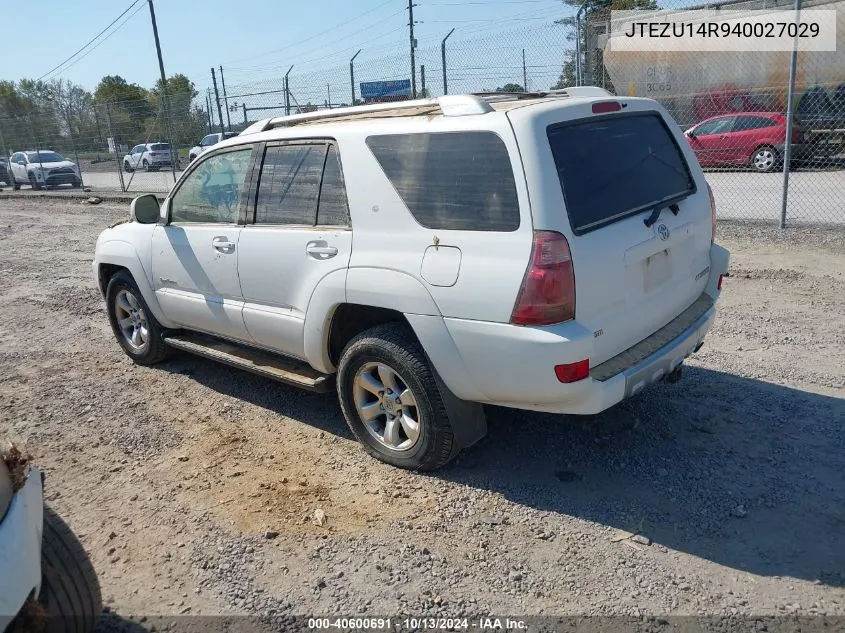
<box><xmin>93</xmin><ymin>87</ymin><xmax>730</xmax><ymax>470</ymax></box>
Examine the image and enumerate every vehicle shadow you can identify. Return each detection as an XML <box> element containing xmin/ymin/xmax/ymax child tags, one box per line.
<box><xmin>442</xmin><ymin>365</ymin><xmax>845</xmax><ymax>588</ymax></box>
<box><xmin>155</xmin><ymin>355</ymin><xmax>845</xmax><ymax>587</ymax></box>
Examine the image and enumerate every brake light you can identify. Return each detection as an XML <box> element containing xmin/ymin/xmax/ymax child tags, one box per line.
<box><xmin>718</xmin><ymin>274</ymin><xmax>724</xmax><ymax>290</ymax></box>
<box><xmin>511</xmin><ymin>231</ymin><xmax>575</xmax><ymax>325</ymax></box>
<box><xmin>149</xmin><ymin>152</ymin><xmax>159</xmax><ymax>156</ymax></box>
<box><xmin>555</xmin><ymin>360</ymin><xmax>590</xmax><ymax>383</ymax></box>
<box><xmin>592</xmin><ymin>101</ymin><xmax>622</xmax><ymax>114</ymax></box>
<box><xmin>706</xmin><ymin>181</ymin><xmax>716</xmax><ymax>242</ymax></box>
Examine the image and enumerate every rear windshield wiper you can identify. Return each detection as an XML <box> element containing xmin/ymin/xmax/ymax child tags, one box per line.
<box><xmin>643</xmin><ymin>200</ymin><xmax>681</xmax><ymax>228</ymax></box>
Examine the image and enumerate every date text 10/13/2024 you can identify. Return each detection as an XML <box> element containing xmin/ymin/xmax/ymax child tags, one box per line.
<box><xmin>307</xmin><ymin>617</ymin><xmax>529</xmax><ymax>630</ymax></box>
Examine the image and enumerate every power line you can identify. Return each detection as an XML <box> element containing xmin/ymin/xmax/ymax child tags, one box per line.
<box><xmin>37</xmin><ymin>0</ymin><xmax>144</xmax><ymax>81</ymax></box>
<box><xmin>222</xmin><ymin>0</ymin><xmax>398</xmax><ymax>65</ymax></box>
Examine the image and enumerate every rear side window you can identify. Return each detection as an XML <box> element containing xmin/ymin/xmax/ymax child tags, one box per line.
<box><xmin>733</xmin><ymin>116</ymin><xmax>777</xmax><ymax>131</ymax></box>
<box><xmin>365</xmin><ymin>131</ymin><xmax>519</xmax><ymax>232</ymax></box>
<box><xmin>254</xmin><ymin>143</ymin><xmax>350</xmax><ymax>226</ymax></box>
<box><xmin>548</xmin><ymin>113</ymin><xmax>695</xmax><ymax>235</ymax></box>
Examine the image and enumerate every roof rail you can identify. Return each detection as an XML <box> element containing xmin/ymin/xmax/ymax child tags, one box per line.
<box><xmin>240</xmin><ymin>94</ymin><xmax>494</xmax><ymax>135</ymax></box>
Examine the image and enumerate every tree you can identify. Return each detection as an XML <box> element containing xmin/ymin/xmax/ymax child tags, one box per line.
<box><xmin>93</xmin><ymin>75</ymin><xmax>153</xmax><ymax>145</ymax></box>
<box><xmin>554</xmin><ymin>0</ymin><xmax>657</xmax><ymax>92</ymax></box>
<box><xmin>495</xmin><ymin>83</ymin><xmax>525</xmax><ymax>93</ymax></box>
<box><xmin>151</xmin><ymin>74</ymin><xmax>204</xmax><ymax>148</ymax></box>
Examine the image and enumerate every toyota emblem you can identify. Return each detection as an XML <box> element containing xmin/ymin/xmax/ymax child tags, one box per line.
<box><xmin>657</xmin><ymin>224</ymin><xmax>670</xmax><ymax>241</ymax></box>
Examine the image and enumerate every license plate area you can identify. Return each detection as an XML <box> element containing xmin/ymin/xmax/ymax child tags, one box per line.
<box><xmin>643</xmin><ymin>248</ymin><xmax>671</xmax><ymax>292</ymax></box>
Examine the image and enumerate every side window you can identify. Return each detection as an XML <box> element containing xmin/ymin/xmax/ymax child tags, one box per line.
<box><xmin>201</xmin><ymin>135</ymin><xmax>216</xmax><ymax>146</ymax></box>
<box><xmin>695</xmin><ymin>117</ymin><xmax>733</xmax><ymax>135</ymax></box>
<box><xmin>733</xmin><ymin>116</ymin><xmax>774</xmax><ymax>132</ymax></box>
<box><xmin>365</xmin><ymin>131</ymin><xmax>520</xmax><ymax>231</ymax></box>
<box><xmin>254</xmin><ymin>144</ymin><xmax>325</xmax><ymax>225</ymax></box>
<box><xmin>170</xmin><ymin>147</ymin><xmax>253</xmax><ymax>224</ymax></box>
<box><xmin>316</xmin><ymin>146</ymin><xmax>350</xmax><ymax>226</ymax></box>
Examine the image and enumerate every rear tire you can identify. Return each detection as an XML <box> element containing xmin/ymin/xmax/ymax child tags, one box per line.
<box><xmin>105</xmin><ymin>270</ymin><xmax>170</xmax><ymax>365</ymax></box>
<box><xmin>336</xmin><ymin>323</ymin><xmax>458</xmax><ymax>471</ymax></box>
<box><xmin>39</xmin><ymin>506</ymin><xmax>102</xmax><ymax>633</ymax></box>
<box><xmin>142</xmin><ymin>159</ymin><xmax>151</xmax><ymax>172</ymax></box>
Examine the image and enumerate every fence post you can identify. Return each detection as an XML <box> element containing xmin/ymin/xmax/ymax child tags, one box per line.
<box><xmin>441</xmin><ymin>29</ymin><xmax>455</xmax><ymax>95</ymax></box>
<box><xmin>421</xmin><ymin>65</ymin><xmax>426</xmax><ymax>97</ymax></box>
<box><xmin>522</xmin><ymin>49</ymin><xmax>527</xmax><ymax>91</ymax></box>
<box><xmin>105</xmin><ymin>104</ymin><xmax>126</xmax><ymax>193</ymax></box>
<box><xmin>350</xmin><ymin>50</ymin><xmax>362</xmax><ymax>106</ymax></box>
<box><xmin>780</xmin><ymin>0</ymin><xmax>802</xmax><ymax>229</ymax></box>
<box><xmin>243</xmin><ymin>103</ymin><xmax>247</xmax><ymax>124</ymax></box>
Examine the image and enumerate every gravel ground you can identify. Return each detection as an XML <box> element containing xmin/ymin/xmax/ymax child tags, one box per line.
<box><xmin>0</xmin><ymin>199</ymin><xmax>844</xmax><ymax>631</ymax></box>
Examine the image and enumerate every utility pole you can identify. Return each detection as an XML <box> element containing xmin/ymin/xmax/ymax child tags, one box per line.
<box><xmin>522</xmin><ymin>49</ymin><xmax>528</xmax><ymax>91</ymax></box>
<box><xmin>441</xmin><ymin>28</ymin><xmax>454</xmax><ymax>95</ymax></box>
<box><xmin>210</xmin><ymin>67</ymin><xmax>225</xmax><ymax>135</ymax></box>
<box><xmin>205</xmin><ymin>91</ymin><xmax>213</xmax><ymax>131</ymax></box>
<box><xmin>0</xmin><ymin>120</ymin><xmax>10</xmax><ymax>186</ymax></box>
<box><xmin>408</xmin><ymin>0</ymin><xmax>417</xmax><ymax>98</ymax></box>
<box><xmin>327</xmin><ymin>84</ymin><xmax>332</xmax><ymax>108</ymax></box>
<box><xmin>147</xmin><ymin>0</ymin><xmax>177</xmax><ymax>182</ymax></box>
<box><xmin>219</xmin><ymin>65</ymin><xmax>232</xmax><ymax>132</ymax></box>
<box><xmin>350</xmin><ymin>49</ymin><xmax>362</xmax><ymax>106</ymax></box>
<box><xmin>420</xmin><ymin>65</ymin><xmax>426</xmax><ymax>98</ymax></box>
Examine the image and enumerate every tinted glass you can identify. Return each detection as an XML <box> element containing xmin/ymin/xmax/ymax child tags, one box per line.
<box><xmin>150</xmin><ymin>143</ymin><xmax>170</xmax><ymax>151</ymax></box>
<box><xmin>316</xmin><ymin>146</ymin><xmax>350</xmax><ymax>226</ymax></box>
<box><xmin>255</xmin><ymin>144</ymin><xmax>325</xmax><ymax>225</ymax></box>
<box><xmin>170</xmin><ymin>147</ymin><xmax>253</xmax><ymax>223</ymax></box>
<box><xmin>365</xmin><ymin>132</ymin><xmax>519</xmax><ymax>231</ymax></box>
<box><xmin>548</xmin><ymin>113</ymin><xmax>695</xmax><ymax>235</ymax></box>
<box><xmin>26</xmin><ymin>151</ymin><xmax>64</xmax><ymax>163</ymax></box>
<box><xmin>201</xmin><ymin>135</ymin><xmax>217</xmax><ymax>146</ymax></box>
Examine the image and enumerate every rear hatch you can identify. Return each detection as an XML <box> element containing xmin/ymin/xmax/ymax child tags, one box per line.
<box><xmin>149</xmin><ymin>143</ymin><xmax>172</xmax><ymax>159</ymax></box>
<box><xmin>507</xmin><ymin>98</ymin><xmax>714</xmax><ymax>366</ymax></box>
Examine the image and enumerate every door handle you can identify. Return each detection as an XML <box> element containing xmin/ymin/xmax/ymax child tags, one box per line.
<box><xmin>306</xmin><ymin>242</ymin><xmax>338</xmax><ymax>258</ymax></box>
<box><xmin>212</xmin><ymin>236</ymin><xmax>235</xmax><ymax>253</ymax></box>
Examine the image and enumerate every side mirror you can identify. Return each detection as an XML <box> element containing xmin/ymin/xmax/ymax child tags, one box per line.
<box><xmin>130</xmin><ymin>194</ymin><xmax>160</xmax><ymax>224</ymax></box>
<box><xmin>687</xmin><ymin>131</ymin><xmax>697</xmax><ymax>140</ymax></box>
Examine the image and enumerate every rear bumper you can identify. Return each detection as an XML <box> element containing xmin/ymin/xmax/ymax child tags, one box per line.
<box><xmin>0</xmin><ymin>468</ymin><xmax>43</xmax><ymax>627</ymax></box>
<box><xmin>436</xmin><ymin>243</ymin><xmax>729</xmax><ymax>415</ymax></box>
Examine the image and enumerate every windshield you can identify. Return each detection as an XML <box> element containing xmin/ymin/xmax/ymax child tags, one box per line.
<box><xmin>548</xmin><ymin>112</ymin><xmax>695</xmax><ymax>235</ymax></box>
<box><xmin>26</xmin><ymin>151</ymin><xmax>65</xmax><ymax>163</ymax></box>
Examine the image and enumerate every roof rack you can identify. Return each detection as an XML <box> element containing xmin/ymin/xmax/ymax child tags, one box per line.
<box><xmin>238</xmin><ymin>87</ymin><xmax>614</xmax><ymax>135</ymax></box>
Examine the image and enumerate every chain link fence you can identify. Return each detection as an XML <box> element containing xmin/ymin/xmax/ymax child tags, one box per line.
<box><xmin>1</xmin><ymin>2</ymin><xmax>843</xmax><ymax>227</ymax></box>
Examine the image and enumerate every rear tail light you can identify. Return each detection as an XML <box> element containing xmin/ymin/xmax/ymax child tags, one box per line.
<box><xmin>706</xmin><ymin>181</ymin><xmax>716</xmax><ymax>242</ymax></box>
<box><xmin>149</xmin><ymin>152</ymin><xmax>159</xmax><ymax>156</ymax></box>
<box><xmin>555</xmin><ymin>360</ymin><xmax>590</xmax><ymax>383</ymax></box>
<box><xmin>511</xmin><ymin>231</ymin><xmax>575</xmax><ymax>325</ymax></box>
<box><xmin>592</xmin><ymin>101</ymin><xmax>622</xmax><ymax>114</ymax></box>
<box><xmin>718</xmin><ymin>274</ymin><xmax>724</xmax><ymax>290</ymax></box>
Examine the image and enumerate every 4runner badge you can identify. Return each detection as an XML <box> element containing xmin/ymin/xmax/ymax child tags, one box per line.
<box><xmin>657</xmin><ymin>224</ymin><xmax>670</xmax><ymax>241</ymax></box>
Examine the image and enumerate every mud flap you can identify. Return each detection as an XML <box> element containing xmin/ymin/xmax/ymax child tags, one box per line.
<box><xmin>432</xmin><ymin>369</ymin><xmax>487</xmax><ymax>455</ymax></box>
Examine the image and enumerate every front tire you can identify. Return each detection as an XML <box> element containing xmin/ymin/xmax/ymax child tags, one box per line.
<box><xmin>123</xmin><ymin>160</ymin><xmax>133</xmax><ymax>173</ymax></box>
<box><xmin>29</xmin><ymin>174</ymin><xmax>43</xmax><ymax>190</ymax></box>
<box><xmin>71</xmin><ymin>180</ymin><xmax>81</xmax><ymax>189</ymax></box>
<box><xmin>336</xmin><ymin>323</ymin><xmax>457</xmax><ymax>471</ymax></box>
<box><xmin>751</xmin><ymin>145</ymin><xmax>779</xmax><ymax>172</ymax></box>
<box><xmin>39</xmin><ymin>507</ymin><xmax>102</xmax><ymax>633</ymax></box>
<box><xmin>105</xmin><ymin>271</ymin><xmax>170</xmax><ymax>365</ymax></box>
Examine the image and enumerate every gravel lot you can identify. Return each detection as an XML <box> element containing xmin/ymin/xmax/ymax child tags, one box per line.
<box><xmin>0</xmin><ymin>198</ymin><xmax>843</xmax><ymax>630</ymax></box>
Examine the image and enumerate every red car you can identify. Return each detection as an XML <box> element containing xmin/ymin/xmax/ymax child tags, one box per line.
<box><xmin>684</xmin><ymin>112</ymin><xmax>810</xmax><ymax>172</ymax></box>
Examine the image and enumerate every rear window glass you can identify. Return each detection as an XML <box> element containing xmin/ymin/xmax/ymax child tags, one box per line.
<box><xmin>365</xmin><ymin>131</ymin><xmax>519</xmax><ymax>232</ymax></box>
<box><xmin>548</xmin><ymin>113</ymin><xmax>695</xmax><ymax>235</ymax></box>
<box><xmin>150</xmin><ymin>143</ymin><xmax>170</xmax><ymax>151</ymax></box>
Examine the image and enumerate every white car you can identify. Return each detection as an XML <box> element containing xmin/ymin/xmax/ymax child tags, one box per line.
<box><xmin>122</xmin><ymin>142</ymin><xmax>176</xmax><ymax>172</ymax></box>
<box><xmin>1</xmin><ymin>447</ymin><xmax>101</xmax><ymax>632</ymax></box>
<box><xmin>7</xmin><ymin>151</ymin><xmax>82</xmax><ymax>190</ymax></box>
<box><xmin>93</xmin><ymin>88</ymin><xmax>729</xmax><ymax>471</ymax></box>
<box><xmin>188</xmin><ymin>132</ymin><xmax>239</xmax><ymax>162</ymax></box>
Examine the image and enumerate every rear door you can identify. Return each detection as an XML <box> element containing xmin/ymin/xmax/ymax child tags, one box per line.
<box><xmin>236</xmin><ymin>141</ymin><xmax>352</xmax><ymax>360</ymax></box>
<box><xmin>509</xmin><ymin>101</ymin><xmax>714</xmax><ymax>365</ymax></box>
<box><xmin>729</xmin><ymin>115</ymin><xmax>778</xmax><ymax>164</ymax></box>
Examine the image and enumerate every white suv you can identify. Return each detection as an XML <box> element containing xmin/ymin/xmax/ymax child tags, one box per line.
<box><xmin>188</xmin><ymin>132</ymin><xmax>240</xmax><ymax>162</ymax></box>
<box><xmin>92</xmin><ymin>88</ymin><xmax>729</xmax><ymax>470</ymax></box>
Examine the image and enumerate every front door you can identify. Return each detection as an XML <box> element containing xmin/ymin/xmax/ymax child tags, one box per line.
<box><xmin>237</xmin><ymin>142</ymin><xmax>353</xmax><ymax>360</ymax></box>
<box><xmin>10</xmin><ymin>153</ymin><xmax>26</xmax><ymax>183</ymax></box>
<box><xmin>688</xmin><ymin>116</ymin><xmax>735</xmax><ymax>166</ymax></box>
<box><xmin>151</xmin><ymin>145</ymin><xmax>256</xmax><ymax>341</ymax></box>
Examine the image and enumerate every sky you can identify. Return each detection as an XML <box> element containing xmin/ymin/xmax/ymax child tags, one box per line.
<box><xmin>4</xmin><ymin>0</ymin><xmax>575</xmax><ymax>109</ymax></box>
